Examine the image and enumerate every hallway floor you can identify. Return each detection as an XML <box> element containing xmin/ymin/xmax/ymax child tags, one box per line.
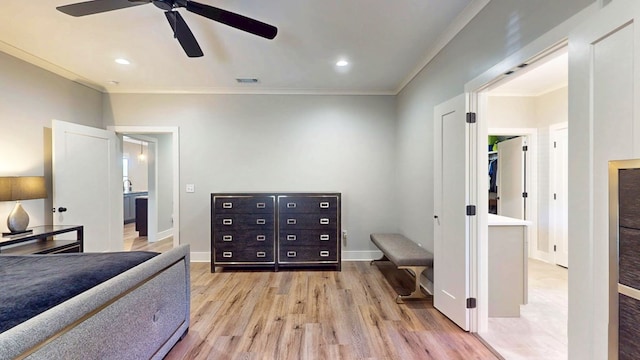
<box><xmin>480</xmin><ymin>259</ymin><xmax>568</xmax><ymax>359</ymax></box>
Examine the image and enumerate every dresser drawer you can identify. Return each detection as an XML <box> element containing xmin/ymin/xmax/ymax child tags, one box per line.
<box><xmin>279</xmin><ymin>214</ymin><xmax>338</xmax><ymax>230</ymax></box>
<box><xmin>213</xmin><ymin>229</ymin><xmax>275</xmax><ymax>245</ymax></box>
<box><xmin>214</xmin><ymin>246</ymin><xmax>275</xmax><ymax>263</ymax></box>
<box><xmin>213</xmin><ymin>196</ymin><xmax>275</xmax><ymax>214</ymax></box>
<box><xmin>213</xmin><ymin>214</ymin><xmax>275</xmax><ymax>229</ymax></box>
<box><xmin>278</xmin><ymin>196</ymin><xmax>339</xmax><ymax>214</ymax></box>
<box><xmin>278</xmin><ymin>245</ymin><xmax>338</xmax><ymax>263</ymax></box>
<box><xmin>278</xmin><ymin>229</ymin><xmax>337</xmax><ymax>246</ymax></box>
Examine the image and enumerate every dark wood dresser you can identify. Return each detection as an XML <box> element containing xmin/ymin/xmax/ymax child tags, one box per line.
<box><xmin>211</xmin><ymin>192</ymin><xmax>341</xmax><ymax>272</ymax></box>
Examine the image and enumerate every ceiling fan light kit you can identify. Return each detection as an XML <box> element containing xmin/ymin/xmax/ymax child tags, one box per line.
<box><xmin>57</xmin><ymin>0</ymin><xmax>278</xmax><ymax>58</ymax></box>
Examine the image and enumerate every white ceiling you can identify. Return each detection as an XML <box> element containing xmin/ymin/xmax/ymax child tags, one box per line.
<box><xmin>0</xmin><ymin>0</ymin><xmax>489</xmax><ymax>94</ymax></box>
<box><xmin>489</xmin><ymin>48</ymin><xmax>568</xmax><ymax>97</ymax></box>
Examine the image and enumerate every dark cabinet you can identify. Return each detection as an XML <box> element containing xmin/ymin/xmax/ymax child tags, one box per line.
<box><xmin>211</xmin><ymin>192</ymin><xmax>341</xmax><ymax>272</ymax></box>
<box><xmin>124</xmin><ymin>191</ymin><xmax>147</xmax><ymax>224</ymax></box>
<box><xmin>135</xmin><ymin>196</ymin><xmax>148</xmax><ymax>236</ymax></box>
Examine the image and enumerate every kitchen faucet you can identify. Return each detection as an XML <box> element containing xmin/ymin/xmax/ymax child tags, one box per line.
<box><xmin>123</xmin><ymin>179</ymin><xmax>132</xmax><ymax>192</ymax></box>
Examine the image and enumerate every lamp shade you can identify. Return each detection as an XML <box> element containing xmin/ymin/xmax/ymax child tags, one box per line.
<box><xmin>0</xmin><ymin>176</ymin><xmax>47</xmax><ymax>201</ymax></box>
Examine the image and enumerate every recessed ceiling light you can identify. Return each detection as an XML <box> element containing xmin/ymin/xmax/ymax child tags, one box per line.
<box><xmin>336</xmin><ymin>60</ymin><xmax>349</xmax><ymax>67</ymax></box>
<box><xmin>115</xmin><ymin>58</ymin><xmax>130</xmax><ymax>65</ymax></box>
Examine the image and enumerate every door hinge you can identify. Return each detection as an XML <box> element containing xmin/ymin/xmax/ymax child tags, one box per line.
<box><xmin>554</xmin><ymin>245</ymin><xmax>557</xmax><ymax>252</ymax></box>
<box><xmin>554</xmin><ymin>141</ymin><xmax>557</xmax><ymax>148</ymax></box>
<box><xmin>522</xmin><ymin>192</ymin><xmax>528</xmax><ymax>198</ymax></box>
<box><xmin>466</xmin><ymin>112</ymin><xmax>476</xmax><ymax>124</ymax></box>
<box><xmin>466</xmin><ymin>205</ymin><xmax>476</xmax><ymax>216</ymax></box>
<box><xmin>466</xmin><ymin>298</ymin><xmax>477</xmax><ymax>309</ymax></box>
<box><xmin>553</xmin><ymin>193</ymin><xmax>557</xmax><ymax>200</ymax></box>
<box><xmin>522</xmin><ymin>145</ymin><xmax>528</xmax><ymax>152</ymax></box>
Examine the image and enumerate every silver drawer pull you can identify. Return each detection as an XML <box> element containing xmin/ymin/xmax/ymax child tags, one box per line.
<box><xmin>287</xmin><ymin>202</ymin><xmax>297</xmax><ymax>208</ymax></box>
<box><xmin>222</xmin><ymin>251</ymin><xmax>233</xmax><ymax>258</ymax></box>
<box><xmin>319</xmin><ymin>202</ymin><xmax>330</xmax><ymax>208</ymax></box>
<box><xmin>287</xmin><ymin>235</ymin><xmax>297</xmax><ymax>241</ymax></box>
<box><xmin>256</xmin><ymin>235</ymin><xmax>266</xmax><ymax>241</ymax></box>
<box><xmin>320</xmin><ymin>218</ymin><xmax>330</xmax><ymax>225</ymax></box>
<box><xmin>222</xmin><ymin>235</ymin><xmax>233</xmax><ymax>242</ymax></box>
<box><xmin>320</xmin><ymin>234</ymin><xmax>330</xmax><ymax>241</ymax></box>
<box><xmin>287</xmin><ymin>219</ymin><xmax>297</xmax><ymax>225</ymax></box>
<box><xmin>222</xmin><ymin>219</ymin><xmax>233</xmax><ymax>225</ymax></box>
<box><xmin>256</xmin><ymin>218</ymin><xmax>266</xmax><ymax>225</ymax></box>
<box><xmin>257</xmin><ymin>251</ymin><xmax>266</xmax><ymax>258</ymax></box>
<box><xmin>256</xmin><ymin>202</ymin><xmax>266</xmax><ymax>209</ymax></box>
<box><xmin>287</xmin><ymin>251</ymin><xmax>297</xmax><ymax>257</ymax></box>
<box><xmin>320</xmin><ymin>251</ymin><xmax>330</xmax><ymax>257</ymax></box>
<box><xmin>222</xmin><ymin>202</ymin><xmax>233</xmax><ymax>209</ymax></box>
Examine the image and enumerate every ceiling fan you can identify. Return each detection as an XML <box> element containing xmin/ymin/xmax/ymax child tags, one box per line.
<box><xmin>56</xmin><ymin>0</ymin><xmax>278</xmax><ymax>58</ymax></box>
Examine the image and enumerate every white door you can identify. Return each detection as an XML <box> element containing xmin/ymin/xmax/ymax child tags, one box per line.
<box><xmin>570</xmin><ymin>1</ymin><xmax>640</xmax><ymax>358</ymax></box>
<box><xmin>434</xmin><ymin>94</ymin><xmax>470</xmax><ymax>331</ymax></box>
<box><xmin>497</xmin><ymin>136</ymin><xmax>525</xmax><ymax>219</ymax></box>
<box><xmin>550</xmin><ymin>126</ymin><xmax>568</xmax><ymax>267</ymax></box>
<box><xmin>52</xmin><ymin>120</ymin><xmax>123</xmax><ymax>252</ymax></box>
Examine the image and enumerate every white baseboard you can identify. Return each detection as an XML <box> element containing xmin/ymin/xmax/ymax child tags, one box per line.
<box><xmin>190</xmin><ymin>252</ymin><xmax>211</xmax><ymax>262</ymax></box>
<box><xmin>156</xmin><ymin>229</ymin><xmax>173</xmax><ymax>242</ymax></box>
<box><xmin>342</xmin><ymin>250</ymin><xmax>383</xmax><ymax>261</ymax></box>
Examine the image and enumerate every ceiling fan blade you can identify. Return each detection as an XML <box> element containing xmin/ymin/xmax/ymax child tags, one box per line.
<box><xmin>165</xmin><ymin>11</ymin><xmax>204</xmax><ymax>58</ymax></box>
<box><xmin>57</xmin><ymin>0</ymin><xmax>150</xmax><ymax>17</ymax></box>
<box><xmin>185</xmin><ymin>1</ymin><xmax>277</xmax><ymax>40</ymax></box>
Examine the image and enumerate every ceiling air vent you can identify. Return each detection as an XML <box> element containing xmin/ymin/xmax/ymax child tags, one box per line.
<box><xmin>236</xmin><ymin>78</ymin><xmax>259</xmax><ymax>84</ymax></box>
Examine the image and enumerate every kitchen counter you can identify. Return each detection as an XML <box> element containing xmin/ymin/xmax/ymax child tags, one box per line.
<box><xmin>488</xmin><ymin>213</ymin><xmax>529</xmax><ymax>317</ymax></box>
<box><xmin>488</xmin><ymin>213</ymin><xmax>531</xmax><ymax>226</ymax></box>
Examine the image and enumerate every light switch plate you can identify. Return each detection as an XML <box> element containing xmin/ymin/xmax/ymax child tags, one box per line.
<box><xmin>186</xmin><ymin>184</ymin><xmax>195</xmax><ymax>193</ymax></box>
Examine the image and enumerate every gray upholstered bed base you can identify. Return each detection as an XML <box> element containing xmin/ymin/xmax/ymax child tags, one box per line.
<box><xmin>0</xmin><ymin>244</ymin><xmax>190</xmax><ymax>360</ymax></box>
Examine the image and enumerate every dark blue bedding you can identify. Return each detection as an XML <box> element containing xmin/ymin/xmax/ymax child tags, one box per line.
<box><xmin>0</xmin><ymin>251</ymin><xmax>159</xmax><ymax>333</ymax></box>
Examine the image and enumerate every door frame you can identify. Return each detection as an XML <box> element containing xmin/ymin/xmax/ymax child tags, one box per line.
<box><xmin>109</xmin><ymin>126</ymin><xmax>180</xmax><ymax>248</ymax></box>
<box><xmin>549</xmin><ymin>122</ymin><xmax>569</xmax><ymax>267</ymax></box>
<box><xmin>123</xmin><ymin>134</ymin><xmax>159</xmax><ymax>243</ymax></box>
<box><xmin>463</xmin><ymin>1</ymin><xmax>595</xmax><ymax>331</ymax></box>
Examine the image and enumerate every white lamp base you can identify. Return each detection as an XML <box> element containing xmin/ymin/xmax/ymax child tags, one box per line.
<box><xmin>7</xmin><ymin>201</ymin><xmax>29</xmax><ymax>233</ymax></box>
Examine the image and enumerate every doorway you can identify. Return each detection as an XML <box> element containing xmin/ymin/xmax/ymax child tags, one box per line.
<box><xmin>475</xmin><ymin>45</ymin><xmax>569</xmax><ymax>358</ymax></box>
<box><xmin>109</xmin><ymin>126</ymin><xmax>180</xmax><ymax>249</ymax></box>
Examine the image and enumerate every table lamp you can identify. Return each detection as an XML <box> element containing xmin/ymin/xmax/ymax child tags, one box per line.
<box><xmin>0</xmin><ymin>176</ymin><xmax>47</xmax><ymax>236</ymax></box>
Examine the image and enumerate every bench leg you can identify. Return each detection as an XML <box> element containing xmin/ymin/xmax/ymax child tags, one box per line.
<box><xmin>396</xmin><ymin>266</ymin><xmax>428</xmax><ymax>304</ymax></box>
<box><xmin>370</xmin><ymin>254</ymin><xmax>390</xmax><ymax>266</ymax></box>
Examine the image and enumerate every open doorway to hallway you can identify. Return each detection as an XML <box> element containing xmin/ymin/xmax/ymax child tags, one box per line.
<box><xmin>480</xmin><ymin>46</ymin><xmax>569</xmax><ymax>359</ymax></box>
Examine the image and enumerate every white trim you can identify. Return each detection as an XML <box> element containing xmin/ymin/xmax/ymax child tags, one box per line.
<box><xmin>156</xmin><ymin>228</ymin><xmax>173</xmax><ymax>242</ymax></box>
<box><xmin>189</xmin><ymin>252</ymin><xmax>211</xmax><ymax>263</ymax></box>
<box><xmin>548</xmin><ymin>122</ymin><xmax>569</xmax><ymax>265</ymax></box>
<box><xmin>342</xmin><ymin>250</ymin><xmax>383</xmax><ymax>261</ymax></box>
<box><xmin>108</xmin><ymin>126</ymin><xmax>180</xmax><ymax>249</ymax></box>
<box><xmin>396</xmin><ymin>0</ymin><xmax>491</xmax><ymax>93</ymax></box>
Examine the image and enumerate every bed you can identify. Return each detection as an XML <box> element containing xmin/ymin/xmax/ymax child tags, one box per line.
<box><xmin>0</xmin><ymin>244</ymin><xmax>190</xmax><ymax>360</ymax></box>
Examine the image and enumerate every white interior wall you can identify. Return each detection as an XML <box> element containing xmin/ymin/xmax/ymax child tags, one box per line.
<box><xmin>0</xmin><ymin>51</ymin><xmax>102</xmax><ymax>233</ymax></box>
<box><xmin>122</xmin><ymin>140</ymin><xmax>148</xmax><ymax>192</ymax></box>
<box><xmin>103</xmin><ymin>93</ymin><xmax>398</xmax><ymax>256</ymax></box>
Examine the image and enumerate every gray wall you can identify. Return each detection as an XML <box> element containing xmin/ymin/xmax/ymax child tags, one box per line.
<box><xmin>395</xmin><ymin>0</ymin><xmax>592</xmax><ymax>252</ymax></box>
<box><xmin>103</xmin><ymin>94</ymin><xmax>398</xmax><ymax>254</ymax></box>
<box><xmin>0</xmin><ymin>51</ymin><xmax>102</xmax><ymax>232</ymax></box>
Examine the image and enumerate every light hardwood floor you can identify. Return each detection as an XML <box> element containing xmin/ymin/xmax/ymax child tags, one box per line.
<box><xmin>480</xmin><ymin>259</ymin><xmax>568</xmax><ymax>359</ymax></box>
<box><xmin>124</xmin><ymin>224</ymin><xmax>497</xmax><ymax>359</ymax></box>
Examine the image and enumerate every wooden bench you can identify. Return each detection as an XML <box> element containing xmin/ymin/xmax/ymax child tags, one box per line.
<box><xmin>370</xmin><ymin>233</ymin><xmax>433</xmax><ymax>303</ymax></box>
